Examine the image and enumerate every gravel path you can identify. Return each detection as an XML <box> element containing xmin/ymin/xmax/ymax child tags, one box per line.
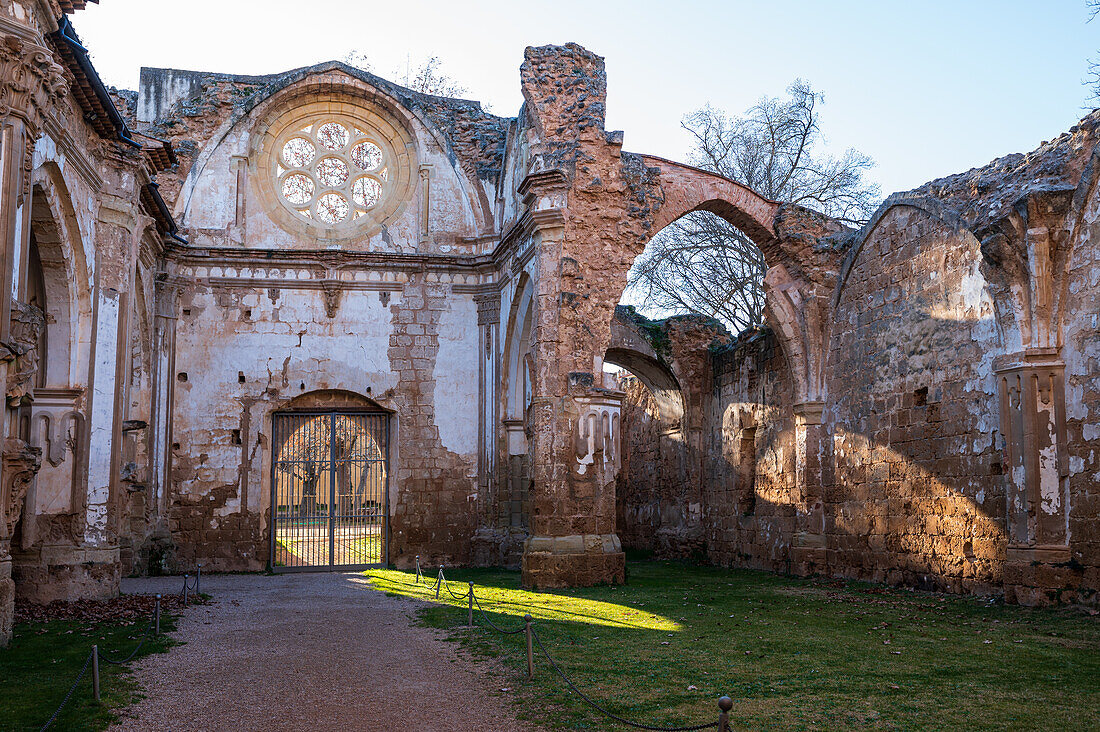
<box><xmin>110</xmin><ymin>572</ymin><xmax>537</xmax><ymax>731</ymax></box>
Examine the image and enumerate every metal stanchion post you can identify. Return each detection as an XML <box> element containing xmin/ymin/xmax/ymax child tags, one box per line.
<box><xmin>91</xmin><ymin>645</ymin><xmax>101</xmax><ymax>702</ymax></box>
<box><xmin>435</xmin><ymin>567</ymin><xmax>442</xmax><ymax>600</ymax></box>
<box><xmin>415</xmin><ymin>555</ymin><xmax>421</xmax><ymax>583</ymax></box>
<box><xmin>196</xmin><ymin>563</ymin><xmax>202</xmax><ymax>595</ymax></box>
<box><xmin>467</xmin><ymin>582</ymin><xmax>474</xmax><ymax>627</ymax></box>
<box><xmin>183</xmin><ymin>574</ymin><xmax>190</xmax><ymax>606</ymax></box>
<box><xmin>718</xmin><ymin>696</ymin><xmax>733</xmax><ymax>732</ymax></box>
<box><xmin>524</xmin><ymin>614</ymin><xmax>534</xmax><ymax>679</ymax></box>
<box><xmin>154</xmin><ymin>594</ymin><xmax>161</xmax><ymax>636</ymax></box>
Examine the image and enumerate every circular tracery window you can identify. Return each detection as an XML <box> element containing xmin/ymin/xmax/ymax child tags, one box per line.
<box><xmin>274</xmin><ymin>118</ymin><xmax>394</xmax><ymax>227</ymax></box>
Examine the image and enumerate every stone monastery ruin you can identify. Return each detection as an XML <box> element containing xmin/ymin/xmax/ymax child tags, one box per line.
<box><xmin>2</xmin><ymin>0</ymin><xmax>1099</xmax><ymax>646</ymax></box>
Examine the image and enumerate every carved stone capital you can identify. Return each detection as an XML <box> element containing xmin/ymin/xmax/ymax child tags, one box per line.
<box><xmin>5</xmin><ymin>299</ymin><xmax>44</xmax><ymax>408</ymax></box>
<box><xmin>0</xmin><ymin>34</ymin><xmax>68</xmax><ymax>135</ymax></box>
<box><xmin>1</xmin><ymin>437</ymin><xmax>42</xmax><ymax>542</ymax></box>
<box><xmin>473</xmin><ymin>293</ymin><xmax>500</xmax><ymax>325</ymax></box>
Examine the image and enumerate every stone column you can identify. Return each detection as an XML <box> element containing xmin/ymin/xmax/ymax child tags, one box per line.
<box><xmin>78</xmin><ymin>192</ymin><xmax>140</xmax><ymax>597</ymax></box>
<box><xmin>0</xmin><ymin>23</ymin><xmax>68</xmax><ymax>646</ymax></box>
<box><xmin>520</xmin><ymin>178</ymin><xmax>625</xmax><ymax>588</ymax></box>
<box><xmin>145</xmin><ymin>274</ymin><xmax>183</xmax><ymax>564</ymax></box>
<box><xmin>473</xmin><ymin>292</ymin><xmax>500</xmax><ymax>517</ymax></box>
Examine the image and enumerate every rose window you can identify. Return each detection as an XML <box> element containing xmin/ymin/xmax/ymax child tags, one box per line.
<box><xmin>274</xmin><ymin>118</ymin><xmax>393</xmax><ymax>227</ymax></box>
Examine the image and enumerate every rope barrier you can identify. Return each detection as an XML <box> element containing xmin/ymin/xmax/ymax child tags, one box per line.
<box><xmin>470</xmin><ymin>593</ymin><xmax>528</xmax><ymax>635</ymax></box>
<box><xmin>414</xmin><ymin>568</ymin><xmax>731</xmax><ymax>731</ymax></box>
<box><xmin>39</xmin><ymin>649</ymin><xmax>94</xmax><ymax>731</ymax></box>
<box><xmin>530</xmin><ymin>625</ymin><xmax>721</xmax><ymax>731</ymax></box>
<box><xmin>36</xmin><ymin>588</ymin><xmax>183</xmax><ymax>730</ymax></box>
<box><xmin>99</xmin><ymin>613</ymin><xmax>156</xmax><ymax>666</ymax></box>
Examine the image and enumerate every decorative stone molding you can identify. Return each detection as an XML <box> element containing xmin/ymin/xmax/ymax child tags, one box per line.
<box><xmin>573</xmin><ymin>394</ymin><xmax>621</xmax><ymax>475</ymax></box>
<box><xmin>4</xmin><ymin>299</ymin><xmax>44</xmax><ymax>408</ymax></box>
<box><xmin>320</xmin><ymin>280</ymin><xmax>342</xmax><ymax>318</ymax></box>
<box><xmin>473</xmin><ymin>293</ymin><xmax>500</xmax><ymax>326</ymax></box>
<box><xmin>153</xmin><ymin>273</ymin><xmax>188</xmax><ymax>320</ymax></box>
<box><xmin>1</xmin><ymin>437</ymin><xmax>41</xmax><ymax>543</ymax></box>
<box><xmin>0</xmin><ymin>33</ymin><xmax>68</xmax><ymax>203</ymax></box>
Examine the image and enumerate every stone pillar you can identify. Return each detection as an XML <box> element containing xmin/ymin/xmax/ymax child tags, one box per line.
<box><xmin>77</xmin><ymin>193</ymin><xmax>140</xmax><ymax>598</ymax></box>
<box><xmin>473</xmin><ymin>292</ymin><xmax>500</xmax><ymax>517</ymax></box>
<box><xmin>141</xmin><ymin>274</ymin><xmax>183</xmax><ymax>571</ymax></box>
<box><xmin>521</xmin><ymin>184</ymin><xmax>625</xmax><ymax>587</ymax></box>
<box><xmin>0</xmin><ymin>24</ymin><xmax>68</xmax><ymax>645</ymax></box>
<box><xmin>997</xmin><ymin>349</ymin><xmax>1071</xmax><ymax>604</ymax></box>
<box><xmin>791</xmin><ymin>400</ymin><xmax>827</xmax><ymax>573</ymax></box>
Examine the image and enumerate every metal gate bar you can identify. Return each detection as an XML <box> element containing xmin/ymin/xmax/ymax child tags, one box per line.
<box><xmin>271</xmin><ymin>410</ymin><xmax>388</xmax><ymax>572</ymax></box>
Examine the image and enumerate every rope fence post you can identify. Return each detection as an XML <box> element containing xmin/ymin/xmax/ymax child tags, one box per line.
<box><xmin>196</xmin><ymin>563</ymin><xmax>202</xmax><ymax>595</ymax></box>
<box><xmin>525</xmin><ymin>614</ymin><xmax>534</xmax><ymax>680</ymax></box>
<box><xmin>91</xmin><ymin>645</ymin><xmax>100</xmax><ymax>703</ymax></box>
<box><xmin>467</xmin><ymin>582</ymin><xmax>474</xmax><ymax>627</ymax></box>
<box><xmin>415</xmin><ymin>555</ymin><xmax>422</xmax><ymax>583</ymax></box>
<box><xmin>718</xmin><ymin>696</ymin><xmax>732</xmax><ymax>732</ymax></box>
<box><xmin>154</xmin><ymin>594</ymin><xmax>161</xmax><ymax>636</ymax></box>
<box><xmin>435</xmin><ymin>567</ymin><xmax>443</xmax><ymax>600</ymax></box>
<box><xmin>182</xmin><ymin>574</ymin><xmax>190</xmax><ymax>606</ymax></box>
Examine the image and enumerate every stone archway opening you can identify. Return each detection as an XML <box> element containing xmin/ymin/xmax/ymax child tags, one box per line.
<box><xmin>620</xmin><ymin>210</ymin><xmax>768</xmax><ymax>335</ymax></box>
<box><xmin>269</xmin><ymin>390</ymin><xmax>390</xmax><ymax>572</ymax></box>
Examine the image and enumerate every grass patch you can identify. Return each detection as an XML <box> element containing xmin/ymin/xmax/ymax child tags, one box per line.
<box><xmin>0</xmin><ymin>612</ymin><xmax>178</xmax><ymax>731</ymax></box>
<box><xmin>365</xmin><ymin>561</ymin><xmax>1100</xmax><ymax>731</ymax></box>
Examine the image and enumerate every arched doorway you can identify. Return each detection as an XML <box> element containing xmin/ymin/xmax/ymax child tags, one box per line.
<box><xmin>270</xmin><ymin>391</ymin><xmax>389</xmax><ymax>571</ymax></box>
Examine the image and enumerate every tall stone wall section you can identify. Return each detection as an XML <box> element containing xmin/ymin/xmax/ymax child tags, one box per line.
<box><xmin>825</xmin><ymin>208</ymin><xmax>1002</xmax><ymax>593</ymax></box>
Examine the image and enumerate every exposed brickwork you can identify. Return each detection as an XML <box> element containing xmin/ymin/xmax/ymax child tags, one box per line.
<box><xmin>387</xmin><ymin>274</ymin><xmax>478</xmax><ymax>568</ymax></box>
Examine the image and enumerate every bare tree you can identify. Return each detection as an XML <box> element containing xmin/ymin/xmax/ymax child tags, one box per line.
<box><xmin>624</xmin><ymin>80</ymin><xmax>881</xmax><ymax>332</ymax></box>
<box><xmin>1088</xmin><ymin>1</ymin><xmax>1100</xmax><ymax>107</ymax></box>
<box><xmin>403</xmin><ymin>56</ymin><xmax>468</xmax><ymax>97</ymax></box>
<box><xmin>343</xmin><ymin>52</ymin><xmax>467</xmax><ymax>97</ymax></box>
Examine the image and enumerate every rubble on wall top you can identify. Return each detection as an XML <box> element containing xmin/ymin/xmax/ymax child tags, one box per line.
<box><xmin>134</xmin><ymin>60</ymin><xmax>510</xmax><ymax>183</ymax></box>
<box><xmin>900</xmin><ymin>109</ymin><xmax>1100</xmax><ymax>230</ymax></box>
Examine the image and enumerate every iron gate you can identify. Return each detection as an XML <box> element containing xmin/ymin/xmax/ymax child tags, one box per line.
<box><xmin>270</xmin><ymin>410</ymin><xmax>388</xmax><ymax>571</ymax></box>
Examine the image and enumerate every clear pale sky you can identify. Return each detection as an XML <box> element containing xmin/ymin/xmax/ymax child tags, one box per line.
<box><xmin>76</xmin><ymin>1</ymin><xmax>1097</xmax><ymax>195</ymax></box>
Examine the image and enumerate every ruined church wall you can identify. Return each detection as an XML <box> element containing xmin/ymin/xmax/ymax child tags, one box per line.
<box><xmin>168</xmin><ymin>269</ymin><xmax>480</xmax><ymax>571</ymax></box>
<box><xmin>616</xmin><ymin>327</ymin><xmax>797</xmax><ymax>569</ymax></box>
<box><xmin>824</xmin><ymin>206</ymin><xmax>1004</xmax><ymax>593</ymax></box>
<box><xmin>614</xmin><ymin>378</ymin><xmax>691</xmax><ymax>555</ymax></box>
<box><xmin>703</xmin><ymin>332</ymin><xmax>796</xmax><ymax>572</ymax></box>
<box><xmin>1061</xmin><ymin>182</ymin><xmax>1100</xmax><ymax>600</ymax></box>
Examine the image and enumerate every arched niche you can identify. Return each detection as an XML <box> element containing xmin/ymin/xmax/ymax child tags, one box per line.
<box><xmin>501</xmin><ymin>275</ymin><xmax>535</xmax><ymax>453</ymax></box>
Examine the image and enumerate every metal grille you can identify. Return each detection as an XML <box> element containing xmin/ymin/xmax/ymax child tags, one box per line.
<box><xmin>270</xmin><ymin>411</ymin><xmax>388</xmax><ymax>571</ymax></box>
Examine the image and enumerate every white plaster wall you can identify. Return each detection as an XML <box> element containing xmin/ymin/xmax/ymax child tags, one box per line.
<box><xmin>435</xmin><ymin>294</ymin><xmax>479</xmax><ymax>458</ymax></box>
<box><xmin>172</xmin><ymin>284</ymin><xmax>403</xmax><ymax>510</ymax></box>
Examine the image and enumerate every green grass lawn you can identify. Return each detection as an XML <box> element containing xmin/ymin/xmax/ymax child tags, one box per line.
<box><xmin>0</xmin><ymin>612</ymin><xmax>178</xmax><ymax>732</ymax></box>
<box><xmin>365</xmin><ymin>559</ymin><xmax>1100</xmax><ymax>731</ymax></box>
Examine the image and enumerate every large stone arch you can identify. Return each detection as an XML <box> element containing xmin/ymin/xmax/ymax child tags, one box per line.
<box><xmin>624</xmin><ymin>156</ymin><xmax>846</xmax><ymax>407</ymax></box>
<box><xmin>28</xmin><ymin>164</ymin><xmax>91</xmax><ymax>388</ymax></box>
<box><xmin>605</xmin><ymin>307</ymin><xmax>685</xmax><ymax>428</ymax></box>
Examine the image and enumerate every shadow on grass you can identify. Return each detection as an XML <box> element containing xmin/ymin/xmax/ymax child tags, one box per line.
<box><xmin>361</xmin><ymin>560</ymin><xmax>1100</xmax><ymax>731</ymax></box>
<box><xmin>0</xmin><ymin>612</ymin><xmax>180</xmax><ymax>732</ymax></box>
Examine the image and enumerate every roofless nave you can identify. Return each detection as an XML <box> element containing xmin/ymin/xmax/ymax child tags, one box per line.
<box><xmin>1</xmin><ymin>0</ymin><xmax>1098</xmax><ymax>646</ymax></box>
